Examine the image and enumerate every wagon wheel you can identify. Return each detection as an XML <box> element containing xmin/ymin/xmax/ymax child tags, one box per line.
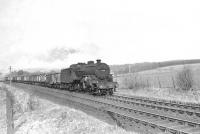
<box><xmin>68</xmin><ymin>84</ymin><xmax>73</xmax><ymax>91</ymax></box>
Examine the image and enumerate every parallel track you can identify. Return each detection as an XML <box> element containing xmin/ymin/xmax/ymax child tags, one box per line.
<box><xmin>114</xmin><ymin>93</ymin><xmax>200</xmax><ymax>111</ymax></box>
<box><xmin>104</xmin><ymin>94</ymin><xmax>200</xmax><ymax>123</ymax></box>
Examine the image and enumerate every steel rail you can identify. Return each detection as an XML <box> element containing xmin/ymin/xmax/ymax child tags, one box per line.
<box><xmin>106</xmin><ymin>95</ymin><xmax>200</xmax><ymax>123</ymax></box>
<box><xmin>114</xmin><ymin>93</ymin><xmax>200</xmax><ymax>110</ymax></box>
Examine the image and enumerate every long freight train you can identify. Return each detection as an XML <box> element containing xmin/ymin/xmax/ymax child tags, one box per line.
<box><xmin>6</xmin><ymin>59</ymin><xmax>117</xmax><ymax>95</ymax></box>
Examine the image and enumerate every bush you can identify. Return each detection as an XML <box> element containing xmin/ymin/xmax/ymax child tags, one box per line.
<box><xmin>5</xmin><ymin>87</ymin><xmax>40</xmax><ymax>115</ymax></box>
<box><xmin>123</xmin><ymin>75</ymin><xmax>148</xmax><ymax>89</ymax></box>
<box><xmin>176</xmin><ymin>67</ymin><xmax>193</xmax><ymax>91</ymax></box>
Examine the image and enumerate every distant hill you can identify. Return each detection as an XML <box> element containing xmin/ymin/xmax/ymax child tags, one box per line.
<box><xmin>110</xmin><ymin>59</ymin><xmax>200</xmax><ymax>75</ymax></box>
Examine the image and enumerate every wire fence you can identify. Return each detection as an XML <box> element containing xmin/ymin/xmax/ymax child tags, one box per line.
<box><xmin>0</xmin><ymin>86</ymin><xmax>14</xmax><ymax>134</ymax></box>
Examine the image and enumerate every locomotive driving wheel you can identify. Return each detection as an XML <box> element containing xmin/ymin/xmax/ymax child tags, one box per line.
<box><xmin>109</xmin><ymin>89</ymin><xmax>113</xmax><ymax>95</ymax></box>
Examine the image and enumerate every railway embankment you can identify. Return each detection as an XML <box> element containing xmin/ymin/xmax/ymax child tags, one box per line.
<box><xmin>0</xmin><ymin>83</ymin><xmax>136</xmax><ymax>134</ymax></box>
<box><xmin>6</xmin><ymin>82</ymin><xmax>200</xmax><ymax>134</ymax></box>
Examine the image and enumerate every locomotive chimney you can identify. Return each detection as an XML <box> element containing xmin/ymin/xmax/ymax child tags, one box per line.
<box><xmin>96</xmin><ymin>59</ymin><xmax>101</xmax><ymax>64</ymax></box>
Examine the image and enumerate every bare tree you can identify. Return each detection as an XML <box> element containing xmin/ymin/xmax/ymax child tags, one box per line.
<box><xmin>176</xmin><ymin>67</ymin><xmax>193</xmax><ymax>91</ymax></box>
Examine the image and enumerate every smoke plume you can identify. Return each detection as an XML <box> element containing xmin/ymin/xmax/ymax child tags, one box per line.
<box><xmin>41</xmin><ymin>47</ymin><xmax>79</xmax><ymax>62</ymax></box>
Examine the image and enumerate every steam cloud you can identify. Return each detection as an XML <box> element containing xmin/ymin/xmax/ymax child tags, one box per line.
<box><xmin>42</xmin><ymin>47</ymin><xmax>79</xmax><ymax>62</ymax></box>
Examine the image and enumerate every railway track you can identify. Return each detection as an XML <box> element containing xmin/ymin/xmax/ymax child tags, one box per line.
<box><xmin>114</xmin><ymin>93</ymin><xmax>200</xmax><ymax>111</ymax></box>
<box><xmin>104</xmin><ymin>94</ymin><xmax>200</xmax><ymax>123</ymax></box>
<box><xmin>11</xmin><ymin>83</ymin><xmax>200</xmax><ymax>134</ymax></box>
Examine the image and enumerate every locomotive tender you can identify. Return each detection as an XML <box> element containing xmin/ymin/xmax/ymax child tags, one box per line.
<box><xmin>8</xmin><ymin>59</ymin><xmax>117</xmax><ymax>95</ymax></box>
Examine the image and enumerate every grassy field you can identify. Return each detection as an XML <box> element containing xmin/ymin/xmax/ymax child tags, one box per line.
<box><xmin>115</xmin><ymin>63</ymin><xmax>200</xmax><ymax>89</ymax></box>
<box><xmin>115</xmin><ymin>63</ymin><xmax>200</xmax><ymax>103</ymax></box>
<box><xmin>0</xmin><ymin>90</ymin><xmax>6</xmax><ymax>134</ymax></box>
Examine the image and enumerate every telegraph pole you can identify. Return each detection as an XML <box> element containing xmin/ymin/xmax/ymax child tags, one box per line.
<box><xmin>9</xmin><ymin>66</ymin><xmax>11</xmax><ymax>86</ymax></box>
<box><xmin>6</xmin><ymin>66</ymin><xmax>14</xmax><ymax>134</ymax></box>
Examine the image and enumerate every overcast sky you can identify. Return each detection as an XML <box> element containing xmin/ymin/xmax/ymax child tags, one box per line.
<box><xmin>0</xmin><ymin>0</ymin><xmax>200</xmax><ymax>73</ymax></box>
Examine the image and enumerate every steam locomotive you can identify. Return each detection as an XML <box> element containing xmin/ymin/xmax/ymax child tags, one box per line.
<box><xmin>7</xmin><ymin>59</ymin><xmax>117</xmax><ymax>95</ymax></box>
